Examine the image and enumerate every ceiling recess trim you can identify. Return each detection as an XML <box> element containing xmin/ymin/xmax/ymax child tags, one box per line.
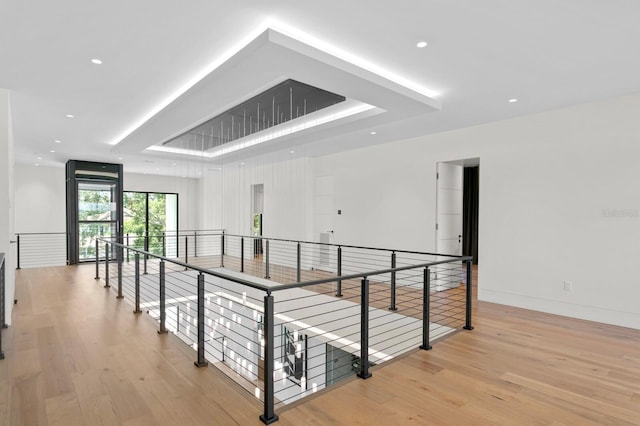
<box><xmin>112</xmin><ymin>25</ymin><xmax>441</xmax><ymax>160</ymax></box>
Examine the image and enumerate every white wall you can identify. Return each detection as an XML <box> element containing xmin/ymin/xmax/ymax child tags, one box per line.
<box><xmin>0</xmin><ymin>89</ymin><xmax>16</xmax><ymax>324</ymax></box>
<box><xmin>199</xmin><ymin>153</ymin><xmax>314</xmax><ymax>242</ymax></box>
<box><xmin>200</xmin><ymin>92</ymin><xmax>640</xmax><ymax>330</ymax></box>
<box><xmin>315</xmin><ymin>93</ymin><xmax>640</xmax><ymax>329</ymax></box>
<box><xmin>14</xmin><ymin>165</ymin><xmax>66</xmax><ymax>233</ymax></box>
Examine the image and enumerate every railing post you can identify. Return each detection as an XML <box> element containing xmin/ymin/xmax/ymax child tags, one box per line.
<box><xmin>133</xmin><ymin>253</ymin><xmax>141</xmax><ymax>314</ymax></box>
<box><xmin>0</xmin><ymin>258</ymin><xmax>5</xmax><ymax>359</ymax></box>
<box><xmin>162</xmin><ymin>231</ymin><xmax>166</xmax><ymax>257</ymax></box>
<box><xmin>420</xmin><ymin>267</ymin><xmax>432</xmax><ymax>350</ymax></box>
<box><xmin>158</xmin><ymin>260</ymin><xmax>168</xmax><ymax>334</ymax></box>
<box><xmin>220</xmin><ymin>233</ymin><xmax>225</xmax><ymax>267</ymax></box>
<box><xmin>260</xmin><ymin>293</ymin><xmax>279</xmax><ymax>425</ymax></box>
<box><xmin>194</xmin><ymin>231</ymin><xmax>198</xmax><ymax>258</ymax></box>
<box><xmin>336</xmin><ymin>247</ymin><xmax>343</xmax><ymax>297</ymax></box>
<box><xmin>264</xmin><ymin>239</ymin><xmax>270</xmax><ymax>279</ymax></box>
<box><xmin>464</xmin><ymin>260</ymin><xmax>474</xmax><ymax>330</ymax></box>
<box><xmin>104</xmin><ymin>244</ymin><xmax>110</xmax><ymax>288</ymax></box>
<box><xmin>185</xmin><ymin>236</ymin><xmax>189</xmax><ymax>266</ymax></box>
<box><xmin>116</xmin><ymin>245</ymin><xmax>123</xmax><ymax>299</ymax></box>
<box><xmin>144</xmin><ymin>233</ymin><xmax>149</xmax><ymax>274</ymax></box>
<box><xmin>358</xmin><ymin>278</ymin><xmax>372</xmax><ymax>379</ymax></box>
<box><xmin>16</xmin><ymin>234</ymin><xmax>20</xmax><ymax>270</ymax></box>
<box><xmin>240</xmin><ymin>237</ymin><xmax>245</xmax><ymax>272</ymax></box>
<box><xmin>126</xmin><ymin>233</ymin><xmax>130</xmax><ymax>262</ymax></box>
<box><xmin>296</xmin><ymin>242</ymin><xmax>301</xmax><ymax>282</ymax></box>
<box><xmin>95</xmin><ymin>239</ymin><xmax>100</xmax><ymax>279</ymax></box>
<box><xmin>194</xmin><ymin>272</ymin><xmax>208</xmax><ymax>368</ymax></box>
<box><xmin>389</xmin><ymin>252</ymin><xmax>397</xmax><ymax>311</ymax></box>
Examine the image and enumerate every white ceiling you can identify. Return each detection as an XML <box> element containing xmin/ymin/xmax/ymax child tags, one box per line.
<box><xmin>2</xmin><ymin>1</ymin><xmax>640</xmax><ymax>176</ymax></box>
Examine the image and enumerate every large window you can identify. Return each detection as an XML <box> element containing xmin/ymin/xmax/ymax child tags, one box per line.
<box><xmin>123</xmin><ymin>192</ymin><xmax>178</xmax><ymax>257</ymax></box>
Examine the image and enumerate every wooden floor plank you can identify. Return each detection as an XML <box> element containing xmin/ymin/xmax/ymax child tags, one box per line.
<box><xmin>1</xmin><ymin>264</ymin><xmax>639</xmax><ymax>425</ymax></box>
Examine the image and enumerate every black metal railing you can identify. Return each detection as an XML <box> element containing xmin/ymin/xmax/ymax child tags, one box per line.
<box><xmin>97</xmin><ymin>233</ymin><xmax>473</xmax><ymax>424</ymax></box>
<box><xmin>0</xmin><ymin>253</ymin><xmax>6</xmax><ymax>360</ymax></box>
<box><xmin>14</xmin><ymin>232</ymin><xmax>67</xmax><ymax>269</ymax></box>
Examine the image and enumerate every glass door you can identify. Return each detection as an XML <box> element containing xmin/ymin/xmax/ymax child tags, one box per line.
<box><xmin>77</xmin><ymin>181</ymin><xmax>117</xmax><ymax>261</ymax></box>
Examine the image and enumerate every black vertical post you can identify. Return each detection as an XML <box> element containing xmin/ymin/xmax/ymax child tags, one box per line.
<box><xmin>185</xmin><ymin>236</ymin><xmax>189</xmax><ymax>264</ymax></box>
<box><xmin>220</xmin><ymin>233</ymin><xmax>225</xmax><ymax>267</ymax></box>
<box><xmin>144</xmin><ymin>232</ymin><xmax>149</xmax><ymax>273</ymax></box>
<box><xmin>95</xmin><ymin>239</ymin><xmax>100</xmax><ymax>279</ymax></box>
<box><xmin>389</xmin><ymin>252</ymin><xmax>397</xmax><ymax>311</ymax></box>
<box><xmin>240</xmin><ymin>237</ymin><xmax>245</xmax><ymax>272</ymax></box>
<box><xmin>0</xmin><ymin>257</ymin><xmax>4</xmax><ymax>359</ymax></box>
<box><xmin>126</xmin><ymin>233</ymin><xmax>130</xmax><ymax>262</ymax></box>
<box><xmin>104</xmin><ymin>244</ymin><xmax>110</xmax><ymax>288</ymax></box>
<box><xmin>158</xmin><ymin>261</ymin><xmax>168</xmax><ymax>334</ymax></box>
<box><xmin>116</xmin><ymin>246</ymin><xmax>123</xmax><ymax>299</ymax></box>
<box><xmin>260</xmin><ymin>293</ymin><xmax>279</xmax><ymax>425</ymax></box>
<box><xmin>162</xmin><ymin>231</ymin><xmax>166</xmax><ymax>257</ymax></box>
<box><xmin>464</xmin><ymin>260</ymin><xmax>474</xmax><ymax>330</ymax></box>
<box><xmin>133</xmin><ymin>253</ymin><xmax>141</xmax><ymax>314</ymax></box>
<box><xmin>194</xmin><ymin>272</ymin><xmax>208</xmax><ymax>368</ymax></box>
<box><xmin>264</xmin><ymin>240</ymin><xmax>270</xmax><ymax>279</ymax></box>
<box><xmin>336</xmin><ymin>247</ymin><xmax>343</xmax><ymax>297</ymax></box>
<box><xmin>296</xmin><ymin>242</ymin><xmax>301</xmax><ymax>282</ymax></box>
<box><xmin>16</xmin><ymin>234</ymin><xmax>20</xmax><ymax>270</ymax></box>
<box><xmin>358</xmin><ymin>278</ymin><xmax>372</xmax><ymax>379</ymax></box>
<box><xmin>420</xmin><ymin>267</ymin><xmax>432</xmax><ymax>350</ymax></box>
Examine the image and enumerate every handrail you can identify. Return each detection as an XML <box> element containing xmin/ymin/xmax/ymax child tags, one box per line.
<box><xmin>130</xmin><ymin>229</ymin><xmax>468</xmax><ymax>259</ymax></box>
<box><xmin>223</xmin><ymin>231</ymin><xmax>469</xmax><ymax>258</ymax></box>
<box><xmin>98</xmin><ymin>238</ymin><xmax>274</xmax><ymax>293</ymax></box>
<box><xmin>100</xmin><ymin>237</ymin><xmax>471</xmax><ymax>293</ymax></box>
<box><xmin>15</xmin><ymin>231</ymin><xmax>66</xmax><ymax>235</ymax></box>
<box><xmin>268</xmin><ymin>256</ymin><xmax>473</xmax><ymax>293</ymax></box>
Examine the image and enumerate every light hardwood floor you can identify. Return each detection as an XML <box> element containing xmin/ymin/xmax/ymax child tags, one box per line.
<box><xmin>1</xmin><ymin>264</ymin><xmax>639</xmax><ymax>425</ymax></box>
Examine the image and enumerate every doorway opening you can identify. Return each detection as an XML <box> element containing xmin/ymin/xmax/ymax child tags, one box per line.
<box><xmin>251</xmin><ymin>184</ymin><xmax>264</xmax><ymax>257</ymax></box>
<box><xmin>435</xmin><ymin>158</ymin><xmax>479</xmax><ymax>263</ymax></box>
<box><xmin>435</xmin><ymin>158</ymin><xmax>480</xmax><ymax>290</ymax></box>
<box><xmin>66</xmin><ymin>160</ymin><xmax>123</xmax><ymax>264</ymax></box>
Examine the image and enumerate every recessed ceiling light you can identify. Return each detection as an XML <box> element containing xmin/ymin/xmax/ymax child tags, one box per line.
<box><xmin>508</xmin><ymin>98</ymin><xmax>518</xmax><ymax>103</ymax></box>
<box><xmin>91</xmin><ymin>58</ymin><xmax>103</xmax><ymax>65</ymax></box>
<box><xmin>289</xmin><ymin>150</ymin><xmax>295</xmax><ymax>154</ymax></box>
<box><xmin>37</xmin><ymin>156</ymin><xmax>42</xmax><ymax>160</ymax></box>
<box><xmin>118</xmin><ymin>157</ymin><xmax>123</xmax><ymax>160</ymax></box>
<box><xmin>35</xmin><ymin>163</ymin><xmax>39</xmax><ymax>166</ymax></box>
<box><xmin>172</xmin><ymin>162</ymin><xmax>177</xmax><ymax>166</ymax></box>
<box><xmin>240</xmin><ymin>162</ymin><xmax>245</xmax><ymax>165</ymax></box>
<box><xmin>66</xmin><ymin>114</ymin><xmax>75</xmax><ymax>118</ymax></box>
<box><xmin>370</xmin><ymin>131</ymin><xmax>377</xmax><ymax>135</ymax></box>
<box><xmin>416</xmin><ymin>41</ymin><xmax>428</xmax><ymax>48</ymax></box>
<box><xmin>54</xmin><ymin>139</ymin><xmax>61</xmax><ymax>143</ymax></box>
<box><xmin>50</xmin><ymin>150</ymin><xmax>55</xmax><ymax>153</ymax></box>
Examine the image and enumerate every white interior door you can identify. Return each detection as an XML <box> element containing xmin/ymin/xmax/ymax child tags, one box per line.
<box><xmin>314</xmin><ymin>176</ymin><xmax>334</xmax><ymax>271</ymax></box>
<box><xmin>436</xmin><ymin>162</ymin><xmax>463</xmax><ymax>256</ymax></box>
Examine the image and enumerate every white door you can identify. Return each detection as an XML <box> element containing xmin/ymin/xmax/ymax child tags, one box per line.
<box><xmin>435</xmin><ymin>163</ymin><xmax>463</xmax><ymax>291</ymax></box>
<box><xmin>314</xmin><ymin>176</ymin><xmax>334</xmax><ymax>272</ymax></box>
<box><xmin>436</xmin><ymin>162</ymin><xmax>463</xmax><ymax>256</ymax></box>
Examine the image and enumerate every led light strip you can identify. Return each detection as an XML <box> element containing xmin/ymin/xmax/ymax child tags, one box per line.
<box><xmin>109</xmin><ymin>21</ymin><xmax>438</xmax><ymax>147</ymax></box>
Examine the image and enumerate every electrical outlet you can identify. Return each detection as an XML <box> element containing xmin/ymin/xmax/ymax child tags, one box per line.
<box><xmin>563</xmin><ymin>281</ymin><xmax>573</xmax><ymax>292</ymax></box>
